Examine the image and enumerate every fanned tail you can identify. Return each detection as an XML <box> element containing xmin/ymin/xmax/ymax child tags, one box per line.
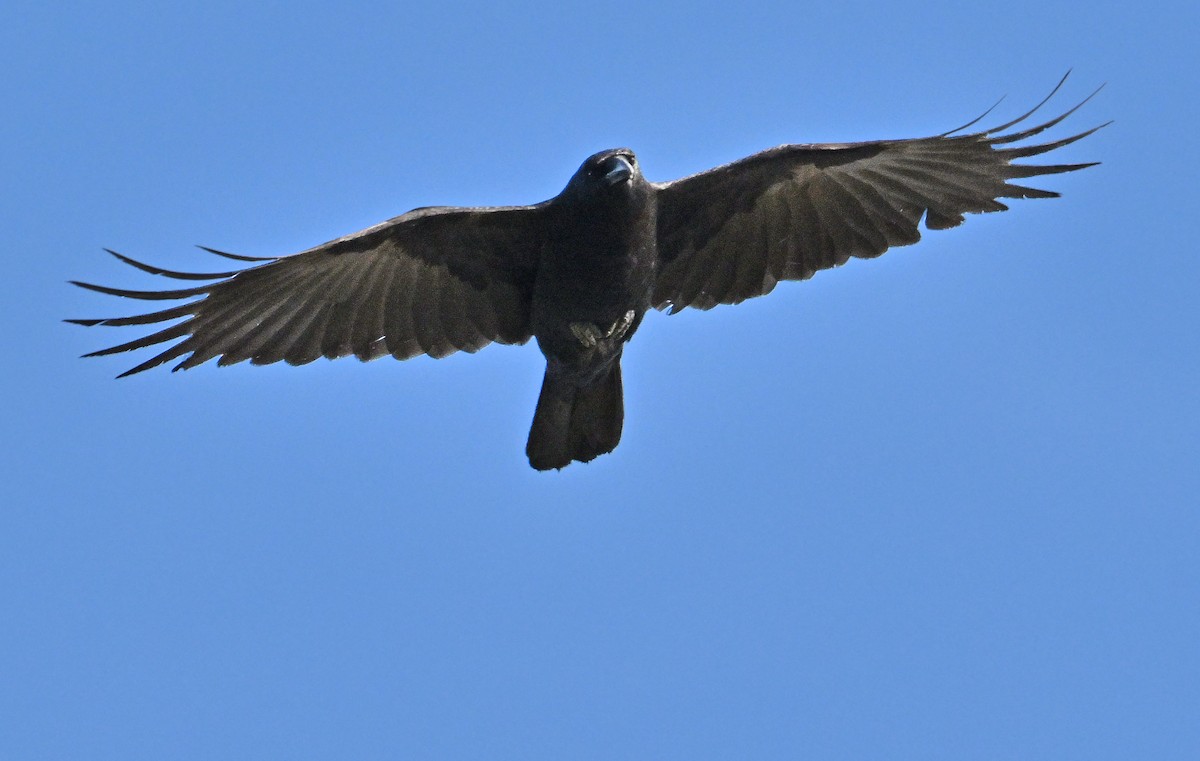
<box><xmin>526</xmin><ymin>362</ymin><xmax>624</xmax><ymax>471</ymax></box>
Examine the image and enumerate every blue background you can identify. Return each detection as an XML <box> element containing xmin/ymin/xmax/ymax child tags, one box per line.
<box><xmin>3</xmin><ymin>2</ymin><xmax>1197</xmax><ymax>758</ymax></box>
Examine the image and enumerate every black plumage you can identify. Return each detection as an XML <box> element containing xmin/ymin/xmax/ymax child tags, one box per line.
<box><xmin>71</xmin><ymin>76</ymin><xmax>1105</xmax><ymax>470</ymax></box>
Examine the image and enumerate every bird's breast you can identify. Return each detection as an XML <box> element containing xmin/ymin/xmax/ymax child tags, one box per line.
<box><xmin>530</xmin><ymin>211</ymin><xmax>657</xmax><ymax>363</ymax></box>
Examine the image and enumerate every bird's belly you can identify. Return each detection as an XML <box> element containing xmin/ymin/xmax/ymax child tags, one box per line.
<box><xmin>530</xmin><ymin>248</ymin><xmax>653</xmax><ymax>372</ymax></box>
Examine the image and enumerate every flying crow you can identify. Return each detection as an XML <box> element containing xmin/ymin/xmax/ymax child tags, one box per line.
<box><xmin>71</xmin><ymin>76</ymin><xmax>1104</xmax><ymax>470</ymax></box>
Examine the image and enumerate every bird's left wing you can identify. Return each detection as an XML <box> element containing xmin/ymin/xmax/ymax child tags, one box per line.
<box><xmin>71</xmin><ymin>204</ymin><xmax>548</xmax><ymax>377</ymax></box>
<box><xmin>653</xmin><ymin>81</ymin><xmax>1105</xmax><ymax>313</ymax></box>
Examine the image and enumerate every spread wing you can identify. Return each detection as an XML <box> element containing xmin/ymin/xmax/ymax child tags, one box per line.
<box><xmin>652</xmin><ymin>77</ymin><xmax>1106</xmax><ymax>313</ymax></box>
<box><xmin>70</xmin><ymin>205</ymin><xmax>548</xmax><ymax>377</ymax></box>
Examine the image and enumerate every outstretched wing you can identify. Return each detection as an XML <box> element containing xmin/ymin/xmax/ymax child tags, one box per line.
<box><xmin>70</xmin><ymin>204</ymin><xmax>548</xmax><ymax>377</ymax></box>
<box><xmin>652</xmin><ymin>77</ymin><xmax>1106</xmax><ymax>313</ymax></box>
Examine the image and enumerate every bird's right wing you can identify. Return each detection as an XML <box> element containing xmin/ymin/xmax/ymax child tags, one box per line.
<box><xmin>652</xmin><ymin>77</ymin><xmax>1105</xmax><ymax>313</ymax></box>
<box><xmin>70</xmin><ymin>204</ymin><xmax>549</xmax><ymax>376</ymax></box>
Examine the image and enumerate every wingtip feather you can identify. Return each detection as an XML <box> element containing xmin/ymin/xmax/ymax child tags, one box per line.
<box><xmin>982</xmin><ymin>71</ymin><xmax>1073</xmax><ymax>136</ymax></box>
<box><xmin>104</xmin><ymin>248</ymin><xmax>239</xmax><ymax>280</ymax></box>
<box><xmin>196</xmin><ymin>245</ymin><xmax>274</xmax><ymax>262</ymax></box>
<box><xmin>70</xmin><ymin>279</ymin><xmax>212</xmax><ymax>300</ymax></box>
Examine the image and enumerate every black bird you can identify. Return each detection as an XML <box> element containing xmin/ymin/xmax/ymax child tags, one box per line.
<box><xmin>71</xmin><ymin>76</ymin><xmax>1104</xmax><ymax>470</ymax></box>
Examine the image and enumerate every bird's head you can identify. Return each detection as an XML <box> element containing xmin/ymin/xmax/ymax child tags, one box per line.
<box><xmin>564</xmin><ymin>149</ymin><xmax>642</xmax><ymax>198</ymax></box>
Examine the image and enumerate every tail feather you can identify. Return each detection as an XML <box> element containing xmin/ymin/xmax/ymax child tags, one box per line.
<box><xmin>526</xmin><ymin>363</ymin><xmax>624</xmax><ymax>471</ymax></box>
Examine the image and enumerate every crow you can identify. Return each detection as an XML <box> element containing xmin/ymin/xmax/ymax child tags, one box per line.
<box><xmin>70</xmin><ymin>75</ymin><xmax>1104</xmax><ymax>470</ymax></box>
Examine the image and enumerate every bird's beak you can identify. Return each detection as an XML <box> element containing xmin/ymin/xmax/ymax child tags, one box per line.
<box><xmin>602</xmin><ymin>155</ymin><xmax>634</xmax><ymax>186</ymax></box>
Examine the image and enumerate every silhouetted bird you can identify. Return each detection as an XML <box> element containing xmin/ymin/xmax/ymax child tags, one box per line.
<box><xmin>71</xmin><ymin>76</ymin><xmax>1104</xmax><ymax>470</ymax></box>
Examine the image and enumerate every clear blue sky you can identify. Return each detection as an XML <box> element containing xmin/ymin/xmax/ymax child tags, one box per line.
<box><xmin>3</xmin><ymin>1</ymin><xmax>1197</xmax><ymax>759</ymax></box>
